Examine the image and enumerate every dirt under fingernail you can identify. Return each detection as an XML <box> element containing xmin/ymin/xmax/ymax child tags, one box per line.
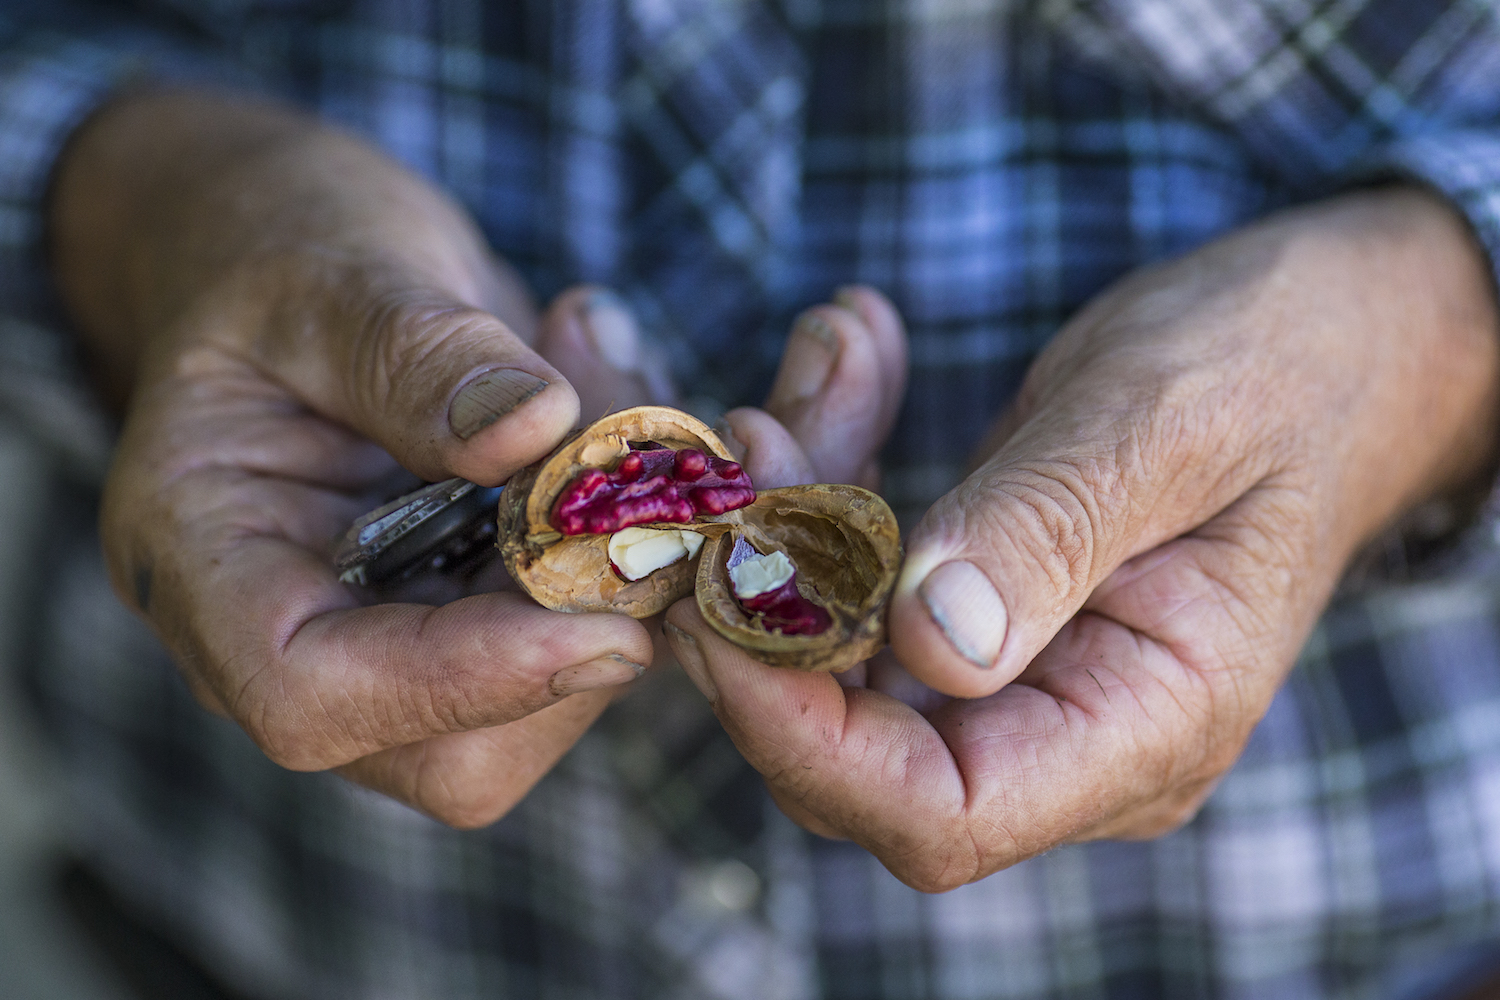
<box><xmin>449</xmin><ymin>368</ymin><xmax>550</xmax><ymax>440</ymax></box>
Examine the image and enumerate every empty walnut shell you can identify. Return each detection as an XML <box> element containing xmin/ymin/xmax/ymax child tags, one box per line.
<box><xmin>695</xmin><ymin>485</ymin><xmax>901</xmax><ymax>672</ymax></box>
<box><xmin>497</xmin><ymin>405</ymin><xmax>902</xmax><ymax>672</ymax></box>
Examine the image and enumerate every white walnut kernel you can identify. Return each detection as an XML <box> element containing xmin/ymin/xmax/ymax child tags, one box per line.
<box><xmin>728</xmin><ymin>547</ymin><xmax>794</xmax><ymax>598</ymax></box>
<box><xmin>608</xmin><ymin>527</ymin><xmax>705</xmax><ymax>581</ymax></box>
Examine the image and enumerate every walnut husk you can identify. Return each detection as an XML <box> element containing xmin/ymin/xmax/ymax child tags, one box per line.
<box><xmin>695</xmin><ymin>485</ymin><xmax>901</xmax><ymax>672</ymax></box>
<box><xmin>498</xmin><ymin>406</ymin><xmax>740</xmax><ymax>616</ymax></box>
<box><xmin>497</xmin><ymin>406</ymin><xmax>903</xmax><ymax>672</ymax></box>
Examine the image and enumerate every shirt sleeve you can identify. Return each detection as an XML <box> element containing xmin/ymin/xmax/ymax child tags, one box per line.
<box><xmin>1337</xmin><ymin>132</ymin><xmax>1500</xmax><ymax>586</ymax></box>
<box><xmin>0</xmin><ymin>9</ymin><xmax>250</xmax><ymax>481</ymax></box>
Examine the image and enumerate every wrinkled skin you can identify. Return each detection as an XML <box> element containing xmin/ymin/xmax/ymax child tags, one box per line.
<box><xmin>666</xmin><ymin>188</ymin><xmax>1500</xmax><ymax>892</ymax></box>
<box><xmin>50</xmin><ymin>90</ymin><xmax>899</xmax><ymax>828</ymax></box>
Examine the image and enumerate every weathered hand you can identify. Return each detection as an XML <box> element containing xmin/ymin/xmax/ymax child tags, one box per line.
<box><xmin>332</xmin><ymin>284</ymin><xmax>673</xmax><ymax>824</ymax></box>
<box><xmin>666</xmin><ymin>188</ymin><xmax>1500</xmax><ymax>889</ymax></box>
<box><xmin>51</xmin><ymin>92</ymin><xmax>670</xmax><ymax>826</ymax></box>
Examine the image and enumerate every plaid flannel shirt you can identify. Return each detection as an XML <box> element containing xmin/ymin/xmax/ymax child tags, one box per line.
<box><xmin>6</xmin><ymin>1</ymin><xmax>1500</xmax><ymax>997</ymax></box>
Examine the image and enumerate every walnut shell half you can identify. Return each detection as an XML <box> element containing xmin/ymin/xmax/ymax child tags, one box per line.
<box><xmin>695</xmin><ymin>485</ymin><xmax>901</xmax><ymax>672</ymax></box>
<box><xmin>497</xmin><ymin>405</ymin><xmax>903</xmax><ymax>672</ymax></box>
<box><xmin>497</xmin><ymin>406</ymin><xmax>740</xmax><ymax>617</ymax></box>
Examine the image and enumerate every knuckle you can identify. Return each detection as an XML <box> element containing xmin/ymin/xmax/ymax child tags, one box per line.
<box><xmin>409</xmin><ymin>754</ymin><xmax>517</xmax><ymax>830</ymax></box>
<box><xmin>887</xmin><ymin>847</ymin><xmax>977</xmax><ymax>894</ymax></box>
<box><xmin>234</xmin><ymin>667</ymin><xmax>332</xmax><ymax>771</ymax></box>
<box><xmin>993</xmin><ymin>465</ymin><xmax>1103</xmax><ymax>596</ymax></box>
<box><xmin>901</xmin><ymin>867</ymin><xmax>969</xmax><ymax>895</ymax></box>
<box><xmin>878</xmin><ymin>824</ymin><xmax>989</xmax><ymax>895</ymax></box>
<box><xmin>421</xmin><ymin>794</ymin><xmax>509</xmax><ymax>831</ymax></box>
<box><xmin>245</xmin><ymin>716</ymin><xmax>317</xmax><ymax>770</ymax></box>
<box><xmin>245</xmin><ymin>713</ymin><xmax>321</xmax><ymax>771</ymax></box>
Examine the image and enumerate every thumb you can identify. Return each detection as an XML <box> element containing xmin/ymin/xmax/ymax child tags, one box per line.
<box><xmin>889</xmin><ymin>389</ymin><xmax>1265</xmax><ymax>699</ymax></box>
<box><xmin>248</xmin><ymin>283</ymin><xmax>581</xmax><ymax>486</ymax></box>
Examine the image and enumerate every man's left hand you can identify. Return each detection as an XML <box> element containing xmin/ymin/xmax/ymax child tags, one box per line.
<box><xmin>667</xmin><ymin>187</ymin><xmax>1500</xmax><ymax>891</ymax></box>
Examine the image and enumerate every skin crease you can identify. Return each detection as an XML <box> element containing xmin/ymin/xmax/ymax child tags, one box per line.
<box><xmin>52</xmin><ymin>89</ymin><xmax>1500</xmax><ymax>892</ymax></box>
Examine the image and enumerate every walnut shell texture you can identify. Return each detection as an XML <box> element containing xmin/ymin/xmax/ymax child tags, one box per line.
<box><xmin>695</xmin><ymin>485</ymin><xmax>901</xmax><ymax>672</ymax></box>
<box><xmin>497</xmin><ymin>405</ymin><xmax>903</xmax><ymax>672</ymax></box>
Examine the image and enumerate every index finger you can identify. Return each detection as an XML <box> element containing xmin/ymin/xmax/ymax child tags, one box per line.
<box><xmin>141</xmin><ymin>471</ymin><xmax>653</xmax><ymax>772</ymax></box>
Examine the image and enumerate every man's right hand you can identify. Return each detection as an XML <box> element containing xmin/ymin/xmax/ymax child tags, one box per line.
<box><xmin>50</xmin><ymin>91</ymin><xmax>673</xmax><ymax>827</ymax></box>
<box><xmin>49</xmin><ymin>90</ymin><xmax>902</xmax><ymax>828</ymax></box>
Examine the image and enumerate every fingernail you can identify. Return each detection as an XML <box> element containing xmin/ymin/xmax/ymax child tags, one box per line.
<box><xmin>580</xmin><ymin>290</ymin><xmax>641</xmax><ymax>372</ymax></box>
<box><xmin>449</xmin><ymin>368</ymin><xmax>549</xmax><ymax>440</ymax></box>
<box><xmin>919</xmin><ymin>560</ymin><xmax>1007</xmax><ymax>669</ymax></box>
<box><xmin>548</xmin><ymin>654</ymin><xmax>645</xmax><ymax>697</ymax></box>
<box><xmin>832</xmin><ymin>287</ymin><xmax>862</xmax><ymax>313</ymax></box>
<box><xmin>713</xmin><ymin>417</ymin><xmax>748</xmax><ymax>463</ymax></box>
<box><xmin>664</xmin><ymin>622</ymin><xmax>717</xmax><ymax>704</ymax></box>
<box><xmin>770</xmin><ymin>313</ymin><xmax>839</xmax><ymax>405</ymax></box>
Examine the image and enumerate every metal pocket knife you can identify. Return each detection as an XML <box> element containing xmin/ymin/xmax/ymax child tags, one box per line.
<box><xmin>333</xmin><ymin>477</ymin><xmax>504</xmax><ymax>586</ymax></box>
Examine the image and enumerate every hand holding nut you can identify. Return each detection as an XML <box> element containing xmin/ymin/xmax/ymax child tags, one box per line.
<box><xmin>666</xmin><ymin>193</ymin><xmax>1500</xmax><ymax>892</ymax></box>
<box><xmin>54</xmin><ymin>93</ymin><xmax>707</xmax><ymax>830</ymax></box>
<box><xmin>55</xmin><ymin>91</ymin><xmax>911</xmax><ymax>832</ymax></box>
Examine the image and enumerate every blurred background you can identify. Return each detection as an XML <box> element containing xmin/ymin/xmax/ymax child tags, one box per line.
<box><xmin>0</xmin><ymin>420</ymin><xmax>130</xmax><ymax>998</ymax></box>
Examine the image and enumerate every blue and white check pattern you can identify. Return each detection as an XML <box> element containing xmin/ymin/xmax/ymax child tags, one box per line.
<box><xmin>7</xmin><ymin>1</ymin><xmax>1500</xmax><ymax>997</ymax></box>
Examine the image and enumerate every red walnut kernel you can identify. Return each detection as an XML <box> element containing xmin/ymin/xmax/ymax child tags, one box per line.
<box><xmin>550</xmin><ymin>447</ymin><xmax>754</xmax><ymax>535</ymax></box>
<box><xmin>728</xmin><ymin>537</ymin><xmax>831</xmax><ymax>636</ymax></box>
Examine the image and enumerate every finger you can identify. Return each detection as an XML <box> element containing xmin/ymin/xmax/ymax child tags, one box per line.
<box><xmin>380</xmin><ymin>422</ymin><xmax>1300</xmax><ymax>858</ymax></box>
<box><xmin>664</xmin><ymin>604</ymin><xmax>980</xmax><ymax>890</ymax></box>
<box><xmin>1031</xmin><ymin>483</ymin><xmax>1317</xmax><ymax>841</ymax></box>
<box><xmin>249</xmin><ymin>581</ymin><xmax>650</xmax><ymax>770</ymax></box>
<box><xmin>534</xmin><ymin>285</ymin><xmax>676</xmax><ymax>418</ymax></box>
<box><xmin>120</xmin><ymin>357</ymin><xmax>401</xmax><ymax>491</ymax></box>
<box><xmin>764</xmin><ymin>781</ymin><xmax>846</xmax><ymax>841</ymax></box>
<box><xmin>833</xmin><ymin>286</ymin><xmax>908</xmax><ymax>445</ymax></box>
<box><xmin>121</xmin><ymin>469</ymin><xmax>654</xmax><ymax>770</ymax></box>
<box><xmin>103</xmin><ymin>398</ymin><xmax>391</xmax><ymax>626</ymax></box>
<box><xmin>102</xmin><ymin>361</ymin><xmax>404</xmax><ymax>625</ymax></box>
<box><xmin>108</xmin><ymin>339</ymin><xmax>648</xmax><ymax>773</ymax></box>
<box><xmin>337</xmin><ymin>686</ymin><xmax>617</xmax><ymax>829</ymax></box>
<box><xmin>715</xmin><ymin>406</ymin><xmax>817</xmax><ymax>489</ymax></box>
<box><xmin>764</xmin><ymin>287</ymin><xmax>908</xmax><ymax>487</ymax></box>
<box><xmin>234</xmin><ymin>275</ymin><xmax>581</xmax><ymax>486</ymax></box>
